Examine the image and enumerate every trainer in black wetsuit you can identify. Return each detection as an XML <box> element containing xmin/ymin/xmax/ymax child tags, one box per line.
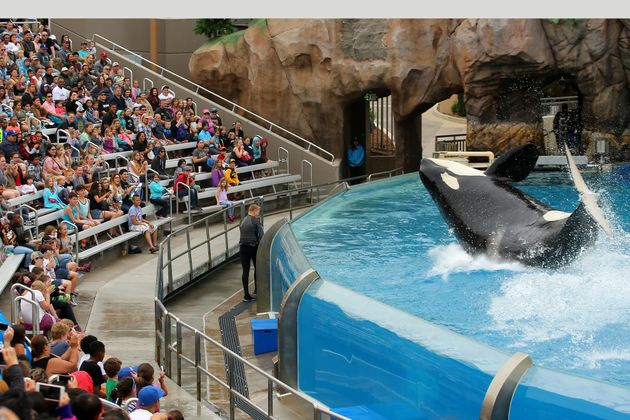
<box><xmin>239</xmin><ymin>204</ymin><xmax>264</xmax><ymax>302</ymax></box>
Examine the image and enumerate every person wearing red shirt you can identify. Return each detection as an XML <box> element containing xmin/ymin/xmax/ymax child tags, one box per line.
<box><xmin>173</xmin><ymin>166</ymin><xmax>200</xmax><ymax>210</ymax></box>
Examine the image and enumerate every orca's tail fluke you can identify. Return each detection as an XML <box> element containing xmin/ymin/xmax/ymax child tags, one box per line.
<box><xmin>564</xmin><ymin>144</ymin><xmax>613</xmax><ymax>237</ymax></box>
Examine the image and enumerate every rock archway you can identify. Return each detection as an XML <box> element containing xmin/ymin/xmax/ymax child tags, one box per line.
<box><xmin>189</xmin><ymin>19</ymin><xmax>630</xmax><ymax>171</ymax></box>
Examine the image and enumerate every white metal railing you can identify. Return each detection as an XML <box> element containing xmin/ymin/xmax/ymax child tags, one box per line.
<box><xmin>89</xmin><ymin>33</ymin><xmax>336</xmax><ymax>163</ymax></box>
<box><xmin>154</xmin><ymin>170</ymin><xmax>406</xmax><ymax>419</ymax></box>
<box><xmin>155</xmin><ymin>299</ymin><xmax>348</xmax><ymax>420</ymax></box>
<box><xmin>540</xmin><ymin>96</ymin><xmax>579</xmax><ymax>117</ymax></box>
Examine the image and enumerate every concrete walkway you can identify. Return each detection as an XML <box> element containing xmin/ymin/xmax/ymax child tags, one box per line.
<box><xmin>80</xmin><ymin>211</ymin><xmax>296</xmax><ymax>418</ymax></box>
<box><xmin>421</xmin><ymin>103</ymin><xmax>467</xmax><ymax>158</ymax></box>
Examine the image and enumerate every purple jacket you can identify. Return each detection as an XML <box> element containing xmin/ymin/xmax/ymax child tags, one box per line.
<box><xmin>211</xmin><ymin>168</ymin><xmax>224</xmax><ymax>187</ymax></box>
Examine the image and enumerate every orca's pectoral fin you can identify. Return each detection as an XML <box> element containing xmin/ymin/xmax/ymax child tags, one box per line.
<box><xmin>564</xmin><ymin>144</ymin><xmax>613</xmax><ymax>237</ymax></box>
<box><xmin>485</xmin><ymin>143</ymin><xmax>539</xmax><ymax>182</ymax></box>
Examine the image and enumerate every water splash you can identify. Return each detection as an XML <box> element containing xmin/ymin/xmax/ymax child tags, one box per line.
<box><xmin>426</xmin><ymin>243</ymin><xmax>527</xmax><ymax>280</ymax></box>
<box><xmin>486</xmin><ymin>232</ymin><xmax>630</xmax><ymax>381</ymax></box>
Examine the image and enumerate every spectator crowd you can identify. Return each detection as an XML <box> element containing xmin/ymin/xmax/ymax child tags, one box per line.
<box><xmin>0</xmin><ymin>18</ymin><xmax>274</xmax><ymax>419</ymax></box>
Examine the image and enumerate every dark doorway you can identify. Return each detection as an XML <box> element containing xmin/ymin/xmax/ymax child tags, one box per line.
<box><xmin>344</xmin><ymin>89</ymin><xmax>396</xmax><ymax>179</ymax></box>
<box><xmin>343</xmin><ymin>96</ymin><xmax>368</xmax><ymax>178</ymax></box>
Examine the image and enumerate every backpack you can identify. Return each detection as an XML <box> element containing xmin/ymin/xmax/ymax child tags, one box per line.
<box><xmin>128</xmin><ymin>245</ymin><xmax>142</xmax><ymax>254</ymax></box>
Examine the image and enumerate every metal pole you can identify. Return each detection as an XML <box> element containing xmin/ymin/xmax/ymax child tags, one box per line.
<box><xmin>205</xmin><ymin>218</ymin><xmax>211</xmax><ymax>262</ymax></box>
<box><xmin>194</xmin><ymin>333</ymin><xmax>202</xmax><ymax>401</ymax></box>
<box><xmin>267</xmin><ymin>378</ymin><xmax>274</xmax><ymax>418</ymax></box>
<box><xmin>176</xmin><ymin>322</ymin><xmax>182</xmax><ymax>386</ymax></box>
<box><xmin>223</xmin><ymin>211</ymin><xmax>229</xmax><ymax>256</ymax></box>
<box><xmin>167</xmin><ymin>239</ymin><xmax>174</xmax><ymax>295</ymax></box>
<box><xmin>229</xmin><ymin>357</ymin><xmax>235</xmax><ymax>420</ymax></box>
<box><xmin>186</xmin><ymin>229</ymin><xmax>193</xmax><ymax>283</ymax></box>
<box><xmin>154</xmin><ymin>302</ymin><xmax>161</xmax><ymax>365</ymax></box>
<box><xmin>164</xmin><ymin>315</ymin><xmax>172</xmax><ymax>377</ymax></box>
<box><xmin>289</xmin><ymin>193</ymin><xmax>293</xmax><ymax>220</ymax></box>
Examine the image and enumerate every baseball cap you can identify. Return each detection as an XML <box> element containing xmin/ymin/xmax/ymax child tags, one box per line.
<box><xmin>30</xmin><ymin>251</ymin><xmax>44</xmax><ymax>260</ymax></box>
<box><xmin>39</xmin><ymin>45</ymin><xmax>47</xmax><ymax>50</ymax></box>
<box><xmin>100</xmin><ymin>51</ymin><xmax>107</xmax><ymax>57</ymax></box>
<box><xmin>117</xmin><ymin>365</ymin><xmax>139</xmax><ymax>380</ymax></box>
<box><xmin>182</xmin><ymin>166</ymin><xmax>192</xmax><ymax>171</ymax></box>
<box><xmin>5</xmin><ymin>130</ymin><xmax>16</xmax><ymax>136</ymax></box>
<box><xmin>138</xmin><ymin>386</ymin><xmax>164</xmax><ymax>407</ymax></box>
<box><xmin>61</xmin><ymin>67</ymin><xmax>68</xmax><ymax>72</ymax></box>
<box><xmin>112</xmin><ymin>62</ymin><xmax>119</xmax><ymax>66</ymax></box>
<box><xmin>202</xmin><ymin>108</ymin><xmax>210</xmax><ymax>114</ymax></box>
<box><xmin>230</xmin><ymin>158</ymin><xmax>236</xmax><ymax>163</ymax></box>
<box><xmin>42</xmin><ymin>235</ymin><xmax>56</xmax><ymax>243</ymax></box>
<box><xmin>210</xmin><ymin>107</ymin><xmax>218</xmax><ymax>112</ymax></box>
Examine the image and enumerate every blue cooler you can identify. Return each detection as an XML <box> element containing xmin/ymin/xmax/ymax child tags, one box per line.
<box><xmin>250</xmin><ymin>318</ymin><xmax>278</xmax><ymax>355</ymax></box>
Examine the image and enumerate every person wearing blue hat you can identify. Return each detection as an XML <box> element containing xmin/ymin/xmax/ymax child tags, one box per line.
<box><xmin>0</xmin><ymin>130</ymin><xmax>19</xmax><ymax>160</ymax></box>
<box><xmin>129</xmin><ymin>385</ymin><xmax>164</xmax><ymax>419</ymax></box>
<box><xmin>117</xmin><ymin>365</ymin><xmax>139</xmax><ymax>380</ymax></box>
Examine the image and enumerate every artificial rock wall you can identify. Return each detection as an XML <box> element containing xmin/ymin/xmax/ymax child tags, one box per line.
<box><xmin>190</xmin><ymin>19</ymin><xmax>630</xmax><ymax>167</ymax></box>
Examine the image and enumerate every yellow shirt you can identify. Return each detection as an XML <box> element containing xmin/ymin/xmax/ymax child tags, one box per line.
<box><xmin>225</xmin><ymin>167</ymin><xmax>239</xmax><ymax>185</ymax></box>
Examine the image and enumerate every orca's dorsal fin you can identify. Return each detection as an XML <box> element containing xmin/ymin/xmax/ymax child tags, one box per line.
<box><xmin>485</xmin><ymin>144</ymin><xmax>539</xmax><ymax>182</ymax></box>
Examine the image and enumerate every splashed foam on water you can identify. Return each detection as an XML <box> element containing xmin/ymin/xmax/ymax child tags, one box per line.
<box><xmin>487</xmin><ymin>231</ymin><xmax>630</xmax><ymax>375</ymax></box>
<box><xmin>427</xmin><ymin>243</ymin><xmax>526</xmax><ymax>279</ymax></box>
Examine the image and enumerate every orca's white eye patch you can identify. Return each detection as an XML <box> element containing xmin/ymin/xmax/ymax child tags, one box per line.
<box><xmin>542</xmin><ymin>210</ymin><xmax>571</xmax><ymax>221</ymax></box>
<box><xmin>441</xmin><ymin>172</ymin><xmax>459</xmax><ymax>190</ymax></box>
<box><xmin>428</xmin><ymin>158</ymin><xmax>485</xmax><ymax>177</ymax></box>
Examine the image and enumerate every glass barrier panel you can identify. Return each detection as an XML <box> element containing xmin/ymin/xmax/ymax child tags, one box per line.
<box><xmin>298</xmin><ymin>279</ymin><xmax>511</xmax><ymax>419</ymax></box>
<box><xmin>269</xmin><ymin>224</ymin><xmax>311</xmax><ymax>311</ymax></box>
<box><xmin>511</xmin><ymin>365</ymin><xmax>630</xmax><ymax>419</ymax></box>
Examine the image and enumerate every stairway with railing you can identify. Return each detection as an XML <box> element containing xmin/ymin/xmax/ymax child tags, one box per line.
<box><xmin>48</xmin><ymin>24</ymin><xmax>341</xmax><ymax>185</ymax></box>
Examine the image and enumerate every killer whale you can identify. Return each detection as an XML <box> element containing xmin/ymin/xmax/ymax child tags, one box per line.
<box><xmin>419</xmin><ymin>144</ymin><xmax>611</xmax><ymax>267</ymax></box>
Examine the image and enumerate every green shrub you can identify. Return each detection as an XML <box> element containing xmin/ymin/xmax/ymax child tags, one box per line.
<box><xmin>451</xmin><ymin>93</ymin><xmax>466</xmax><ymax>117</ymax></box>
<box><xmin>194</xmin><ymin>19</ymin><xmax>235</xmax><ymax>39</ymax></box>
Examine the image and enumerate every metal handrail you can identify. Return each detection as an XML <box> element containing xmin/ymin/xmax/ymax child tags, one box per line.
<box><xmin>86</xmin><ymin>140</ymin><xmax>106</xmax><ymax>156</ymax></box>
<box><xmin>11</xmin><ymin>283</ymin><xmax>34</xmax><ymax>298</ymax></box>
<box><xmin>300</xmin><ymin>159</ymin><xmax>312</xmax><ymax>187</ymax></box>
<box><xmin>174</xmin><ymin>181</ymin><xmax>192</xmax><ymax>225</ymax></box>
<box><xmin>19</xmin><ymin>203</ymin><xmax>39</xmax><ymax>236</ymax></box>
<box><xmin>1</xmin><ymin>103</ymin><xmax>12</xmax><ymax>115</ymax></box>
<box><xmin>145</xmin><ymin>167</ymin><xmax>173</xmax><ymax>219</ymax></box>
<box><xmin>90</xmin><ymin>34</ymin><xmax>336</xmax><ymax>163</ymax></box>
<box><xmin>69</xmin><ymin>144</ymin><xmax>82</xmax><ymax>163</ymax></box>
<box><xmin>29</xmin><ymin>115</ymin><xmax>43</xmax><ymax>133</ymax></box>
<box><xmin>123</xmin><ymin>66</ymin><xmax>133</xmax><ymax>89</ymax></box>
<box><xmin>142</xmin><ymin>77</ymin><xmax>154</xmax><ymax>93</ymax></box>
<box><xmin>56</xmin><ymin>128</ymin><xmax>70</xmax><ymax>144</ymax></box>
<box><xmin>157</xmin><ymin>170</ymin><xmax>405</xmax><ymax>300</ymax></box>
<box><xmin>114</xmin><ymin>154</ymin><xmax>130</xmax><ymax>174</ymax></box>
<box><xmin>13</xmin><ymin>295</ymin><xmax>40</xmax><ymax>336</ymax></box>
<box><xmin>278</xmin><ymin>147</ymin><xmax>289</xmax><ymax>174</ymax></box>
<box><xmin>155</xmin><ymin>299</ymin><xmax>349</xmax><ymax>420</ymax></box>
<box><xmin>366</xmin><ymin>166</ymin><xmax>404</xmax><ymax>181</ymax></box>
<box><xmin>121</xmin><ymin>398</ymin><xmax>138</xmax><ymax>413</ymax></box>
<box><xmin>153</xmin><ymin>170</ymin><xmax>407</xmax><ymax>418</ymax></box>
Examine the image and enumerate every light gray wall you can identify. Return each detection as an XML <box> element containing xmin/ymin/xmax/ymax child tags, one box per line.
<box><xmin>50</xmin><ymin>19</ymin><xmax>206</xmax><ymax>78</ymax></box>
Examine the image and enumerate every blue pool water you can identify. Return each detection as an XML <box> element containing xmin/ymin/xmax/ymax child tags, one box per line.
<box><xmin>291</xmin><ymin>167</ymin><xmax>630</xmax><ymax>391</ymax></box>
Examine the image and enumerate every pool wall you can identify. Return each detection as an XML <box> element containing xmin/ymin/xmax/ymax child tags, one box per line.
<box><xmin>265</xmin><ymin>179</ymin><xmax>630</xmax><ymax>419</ymax></box>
